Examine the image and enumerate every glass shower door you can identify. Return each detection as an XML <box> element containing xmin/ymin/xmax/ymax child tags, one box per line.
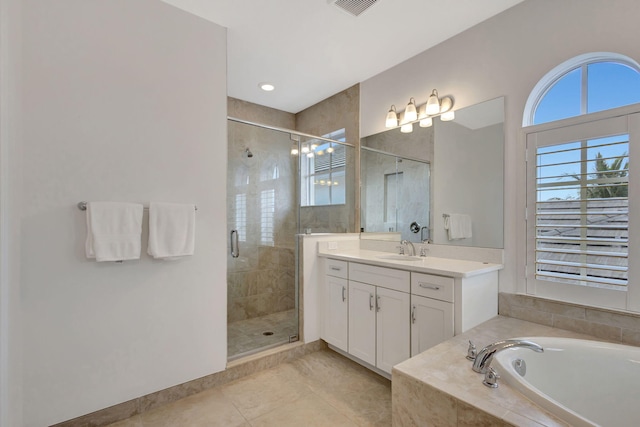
<box><xmin>227</xmin><ymin>120</ymin><xmax>299</xmax><ymax>360</ymax></box>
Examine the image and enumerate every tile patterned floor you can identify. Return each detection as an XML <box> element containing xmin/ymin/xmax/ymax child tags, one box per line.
<box><xmin>107</xmin><ymin>349</ymin><xmax>392</xmax><ymax>426</ymax></box>
<box><xmin>228</xmin><ymin>309</ymin><xmax>299</xmax><ymax>360</ymax></box>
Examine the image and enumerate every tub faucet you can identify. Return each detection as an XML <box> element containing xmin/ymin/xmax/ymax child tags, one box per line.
<box><xmin>472</xmin><ymin>339</ymin><xmax>543</xmax><ymax>374</ymax></box>
<box><xmin>400</xmin><ymin>240</ymin><xmax>415</xmax><ymax>256</ymax></box>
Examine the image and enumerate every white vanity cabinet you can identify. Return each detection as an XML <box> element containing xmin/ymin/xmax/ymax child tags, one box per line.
<box><xmin>319</xmin><ymin>250</ymin><xmax>499</xmax><ymax>377</ymax></box>
<box><xmin>348</xmin><ymin>263</ymin><xmax>411</xmax><ymax>375</ymax></box>
<box><xmin>410</xmin><ymin>273</ymin><xmax>454</xmax><ymax>356</ymax></box>
<box><xmin>322</xmin><ymin>259</ymin><xmax>349</xmax><ymax>352</ymax></box>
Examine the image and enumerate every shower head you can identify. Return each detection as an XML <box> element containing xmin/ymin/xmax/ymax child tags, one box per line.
<box><xmin>245</xmin><ymin>148</ymin><xmax>253</xmax><ymax>158</ymax></box>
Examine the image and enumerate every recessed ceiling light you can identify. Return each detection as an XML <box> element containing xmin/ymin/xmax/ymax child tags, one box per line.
<box><xmin>259</xmin><ymin>82</ymin><xmax>275</xmax><ymax>91</ymax></box>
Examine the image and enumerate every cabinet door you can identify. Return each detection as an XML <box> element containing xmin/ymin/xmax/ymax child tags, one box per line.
<box><xmin>348</xmin><ymin>281</ymin><xmax>376</xmax><ymax>366</ymax></box>
<box><xmin>411</xmin><ymin>295</ymin><xmax>454</xmax><ymax>357</ymax></box>
<box><xmin>376</xmin><ymin>287</ymin><xmax>411</xmax><ymax>374</ymax></box>
<box><xmin>322</xmin><ymin>276</ymin><xmax>348</xmax><ymax>352</ymax></box>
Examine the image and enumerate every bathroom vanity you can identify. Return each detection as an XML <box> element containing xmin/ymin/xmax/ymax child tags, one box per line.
<box><xmin>318</xmin><ymin>246</ymin><xmax>502</xmax><ymax>377</ymax></box>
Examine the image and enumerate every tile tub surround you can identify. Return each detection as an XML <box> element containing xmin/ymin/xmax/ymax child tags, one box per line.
<box><xmin>499</xmin><ymin>292</ymin><xmax>640</xmax><ymax>345</ymax></box>
<box><xmin>392</xmin><ymin>316</ymin><xmax>614</xmax><ymax>427</ymax></box>
<box><xmin>53</xmin><ymin>340</ymin><xmax>326</xmax><ymax>427</ymax></box>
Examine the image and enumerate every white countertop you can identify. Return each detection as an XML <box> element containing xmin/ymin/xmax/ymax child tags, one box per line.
<box><xmin>318</xmin><ymin>248</ymin><xmax>503</xmax><ymax>278</ymax></box>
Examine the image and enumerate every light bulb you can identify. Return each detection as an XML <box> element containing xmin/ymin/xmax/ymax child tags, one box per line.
<box><xmin>316</xmin><ymin>150</ymin><xmax>324</xmax><ymax>156</ymax></box>
<box><xmin>385</xmin><ymin>105</ymin><xmax>398</xmax><ymax>128</ymax></box>
<box><xmin>326</xmin><ymin>146</ymin><xmax>335</xmax><ymax>153</ymax></box>
<box><xmin>301</xmin><ymin>145</ymin><xmax>309</xmax><ymax>153</ymax></box>
<box><xmin>440</xmin><ymin>111</ymin><xmax>455</xmax><ymax>121</ymax></box>
<box><xmin>290</xmin><ymin>146</ymin><xmax>299</xmax><ymax>155</ymax></box>
<box><xmin>404</xmin><ymin>98</ymin><xmax>418</xmax><ymax>122</ymax></box>
<box><xmin>419</xmin><ymin>117</ymin><xmax>433</xmax><ymax>127</ymax></box>
<box><xmin>426</xmin><ymin>89</ymin><xmax>440</xmax><ymax>115</ymax></box>
<box><xmin>400</xmin><ymin>123</ymin><xmax>413</xmax><ymax>133</ymax></box>
<box><xmin>311</xmin><ymin>143</ymin><xmax>318</xmax><ymax>150</ymax></box>
<box><xmin>306</xmin><ymin>152</ymin><xmax>314</xmax><ymax>158</ymax></box>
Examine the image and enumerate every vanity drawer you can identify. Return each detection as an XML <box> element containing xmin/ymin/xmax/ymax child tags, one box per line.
<box><xmin>411</xmin><ymin>273</ymin><xmax>454</xmax><ymax>303</ymax></box>
<box><xmin>325</xmin><ymin>259</ymin><xmax>348</xmax><ymax>279</ymax></box>
<box><xmin>349</xmin><ymin>262</ymin><xmax>410</xmax><ymax>293</ymax></box>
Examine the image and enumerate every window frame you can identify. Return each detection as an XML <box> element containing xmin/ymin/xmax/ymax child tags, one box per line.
<box><xmin>523</xmin><ymin>52</ymin><xmax>640</xmax><ymax>127</ymax></box>
<box><xmin>523</xmin><ymin>105</ymin><xmax>640</xmax><ymax>311</ymax></box>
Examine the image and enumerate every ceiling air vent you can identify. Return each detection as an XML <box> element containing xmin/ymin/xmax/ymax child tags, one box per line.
<box><xmin>330</xmin><ymin>0</ymin><xmax>379</xmax><ymax>17</ymax></box>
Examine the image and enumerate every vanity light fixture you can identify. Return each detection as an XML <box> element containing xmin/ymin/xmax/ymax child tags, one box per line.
<box><xmin>441</xmin><ymin>110</ymin><xmax>455</xmax><ymax>121</ymax></box>
<box><xmin>385</xmin><ymin>105</ymin><xmax>399</xmax><ymax>128</ymax></box>
<box><xmin>384</xmin><ymin>88</ymin><xmax>455</xmax><ymax>133</ymax></box>
<box><xmin>290</xmin><ymin>144</ymin><xmax>299</xmax><ymax>155</ymax></box>
<box><xmin>400</xmin><ymin>123</ymin><xmax>413</xmax><ymax>133</ymax></box>
<box><xmin>419</xmin><ymin>117</ymin><xmax>433</xmax><ymax>128</ymax></box>
<box><xmin>425</xmin><ymin>89</ymin><xmax>441</xmax><ymax>115</ymax></box>
<box><xmin>404</xmin><ymin>98</ymin><xmax>418</xmax><ymax>122</ymax></box>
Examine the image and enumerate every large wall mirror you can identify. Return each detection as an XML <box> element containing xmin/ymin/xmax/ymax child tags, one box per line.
<box><xmin>360</xmin><ymin>97</ymin><xmax>504</xmax><ymax>249</ymax></box>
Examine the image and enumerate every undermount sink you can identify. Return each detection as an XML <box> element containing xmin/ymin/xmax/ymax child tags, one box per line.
<box><xmin>377</xmin><ymin>255</ymin><xmax>423</xmax><ymax>262</ymax></box>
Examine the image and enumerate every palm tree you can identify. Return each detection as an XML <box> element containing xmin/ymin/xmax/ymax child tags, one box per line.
<box><xmin>585</xmin><ymin>152</ymin><xmax>628</xmax><ymax>199</ymax></box>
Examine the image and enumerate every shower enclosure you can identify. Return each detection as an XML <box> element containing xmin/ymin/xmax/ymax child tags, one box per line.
<box><xmin>227</xmin><ymin>118</ymin><xmax>354</xmax><ymax>360</ymax></box>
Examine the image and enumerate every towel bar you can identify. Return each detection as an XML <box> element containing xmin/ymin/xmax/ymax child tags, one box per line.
<box><xmin>77</xmin><ymin>201</ymin><xmax>197</xmax><ymax>211</ymax></box>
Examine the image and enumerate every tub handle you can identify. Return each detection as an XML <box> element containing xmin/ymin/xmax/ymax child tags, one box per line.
<box><xmin>482</xmin><ymin>367</ymin><xmax>500</xmax><ymax>388</ymax></box>
<box><xmin>466</xmin><ymin>340</ymin><xmax>477</xmax><ymax>361</ymax></box>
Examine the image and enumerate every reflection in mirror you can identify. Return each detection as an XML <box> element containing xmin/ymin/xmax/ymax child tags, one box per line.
<box><xmin>360</xmin><ymin>148</ymin><xmax>430</xmax><ymax>243</ymax></box>
<box><xmin>433</xmin><ymin>97</ymin><xmax>504</xmax><ymax>248</ymax></box>
<box><xmin>359</xmin><ymin>97</ymin><xmax>504</xmax><ymax>249</ymax></box>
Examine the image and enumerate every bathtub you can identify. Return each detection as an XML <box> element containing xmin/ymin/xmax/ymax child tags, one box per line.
<box><xmin>493</xmin><ymin>337</ymin><xmax>640</xmax><ymax>427</ymax></box>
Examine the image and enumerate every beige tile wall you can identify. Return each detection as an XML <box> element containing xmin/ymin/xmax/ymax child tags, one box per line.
<box><xmin>499</xmin><ymin>292</ymin><xmax>640</xmax><ymax>345</ymax></box>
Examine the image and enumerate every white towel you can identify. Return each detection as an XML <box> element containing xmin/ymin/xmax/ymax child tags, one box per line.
<box><xmin>85</xmin><ymin>202</ymin><xmax>143</xmax><ymax>262</ymax></box>
<box><xmin>147</xmin><ymin>202</ymin><xmax>196</xmax><ymax>259</ymax></box>
<box><xmin>444</xmin><ymin>213</ymin><xmax>472</xmax><ymax>240</ymax></box>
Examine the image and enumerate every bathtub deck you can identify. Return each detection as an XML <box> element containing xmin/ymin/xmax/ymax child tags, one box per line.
<box><xmin>392</xmin><ymin>315</ymin><xmax>605</xmax><ymax>426</ymax></box>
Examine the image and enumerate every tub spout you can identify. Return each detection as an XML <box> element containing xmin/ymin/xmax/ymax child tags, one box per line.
<box><xmin>472</xmin><ymin>339</ymin><xmax>543</xmax><ymax>374</ymax></box>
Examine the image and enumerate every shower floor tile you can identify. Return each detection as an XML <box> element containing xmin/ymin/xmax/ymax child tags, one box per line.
<box><xmin>228</xmin><ymin>309</ymin><xmax>298</xmax><ymax>360</ymax></box>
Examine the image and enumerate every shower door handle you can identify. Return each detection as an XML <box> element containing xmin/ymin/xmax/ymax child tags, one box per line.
<box><xmin>230</xmin><ymin>229</ymin><xmax>239</xmax><ymax>258</ymax></box>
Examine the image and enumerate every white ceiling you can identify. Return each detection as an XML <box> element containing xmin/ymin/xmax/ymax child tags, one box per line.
<box><xmin>162</xmin><ymin>0</ymin><xmax>524</xmax><ymax>114</ymax></box>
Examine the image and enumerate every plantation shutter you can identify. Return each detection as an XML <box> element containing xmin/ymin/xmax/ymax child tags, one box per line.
<box><xmin>527</xmin><ymin>116</ymin><xmax>630</xmax><ymax>294</ymax></box>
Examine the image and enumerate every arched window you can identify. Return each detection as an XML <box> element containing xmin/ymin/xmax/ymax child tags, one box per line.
<box><xmin>523</xmin><ymin>53</ymin><xmax>640</xmax><ymax>127</ymax></box>
<box><xmin>523</xmin><ymin>53</ymin><xmax>640</xmax><ymax>311</ymax></box>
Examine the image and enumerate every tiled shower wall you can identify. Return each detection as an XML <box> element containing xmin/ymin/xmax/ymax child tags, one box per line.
<box><xmin>296</xmin><ymin>84</ymin><xmax>359</xmax><ymax>233</ymax></box>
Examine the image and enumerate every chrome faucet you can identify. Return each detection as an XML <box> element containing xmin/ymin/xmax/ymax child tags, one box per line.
<box><xmin>400</xmin><ymin>240</ymin><xmax>415</xmax><ymax>256</ymax></box>
<box><xmin>471</xmin><ymin>339</ymin><xmax>543</xmax><ymax>374</ymax></box>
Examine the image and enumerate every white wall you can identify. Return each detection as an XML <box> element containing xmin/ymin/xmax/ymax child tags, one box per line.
<box><xmin>20</xmin><ymin>1</ymin><xmax>227</xmax><ymax>425</ymax></box>
<box><xmin>360</xmin><ymin>0</ymin><xmax>640</xmax><ymax>293</ymax></box>
<box><xmin>1</xmin><ymin>0</ymin><xmax>23</xmax><ymax>424</ymax></box>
